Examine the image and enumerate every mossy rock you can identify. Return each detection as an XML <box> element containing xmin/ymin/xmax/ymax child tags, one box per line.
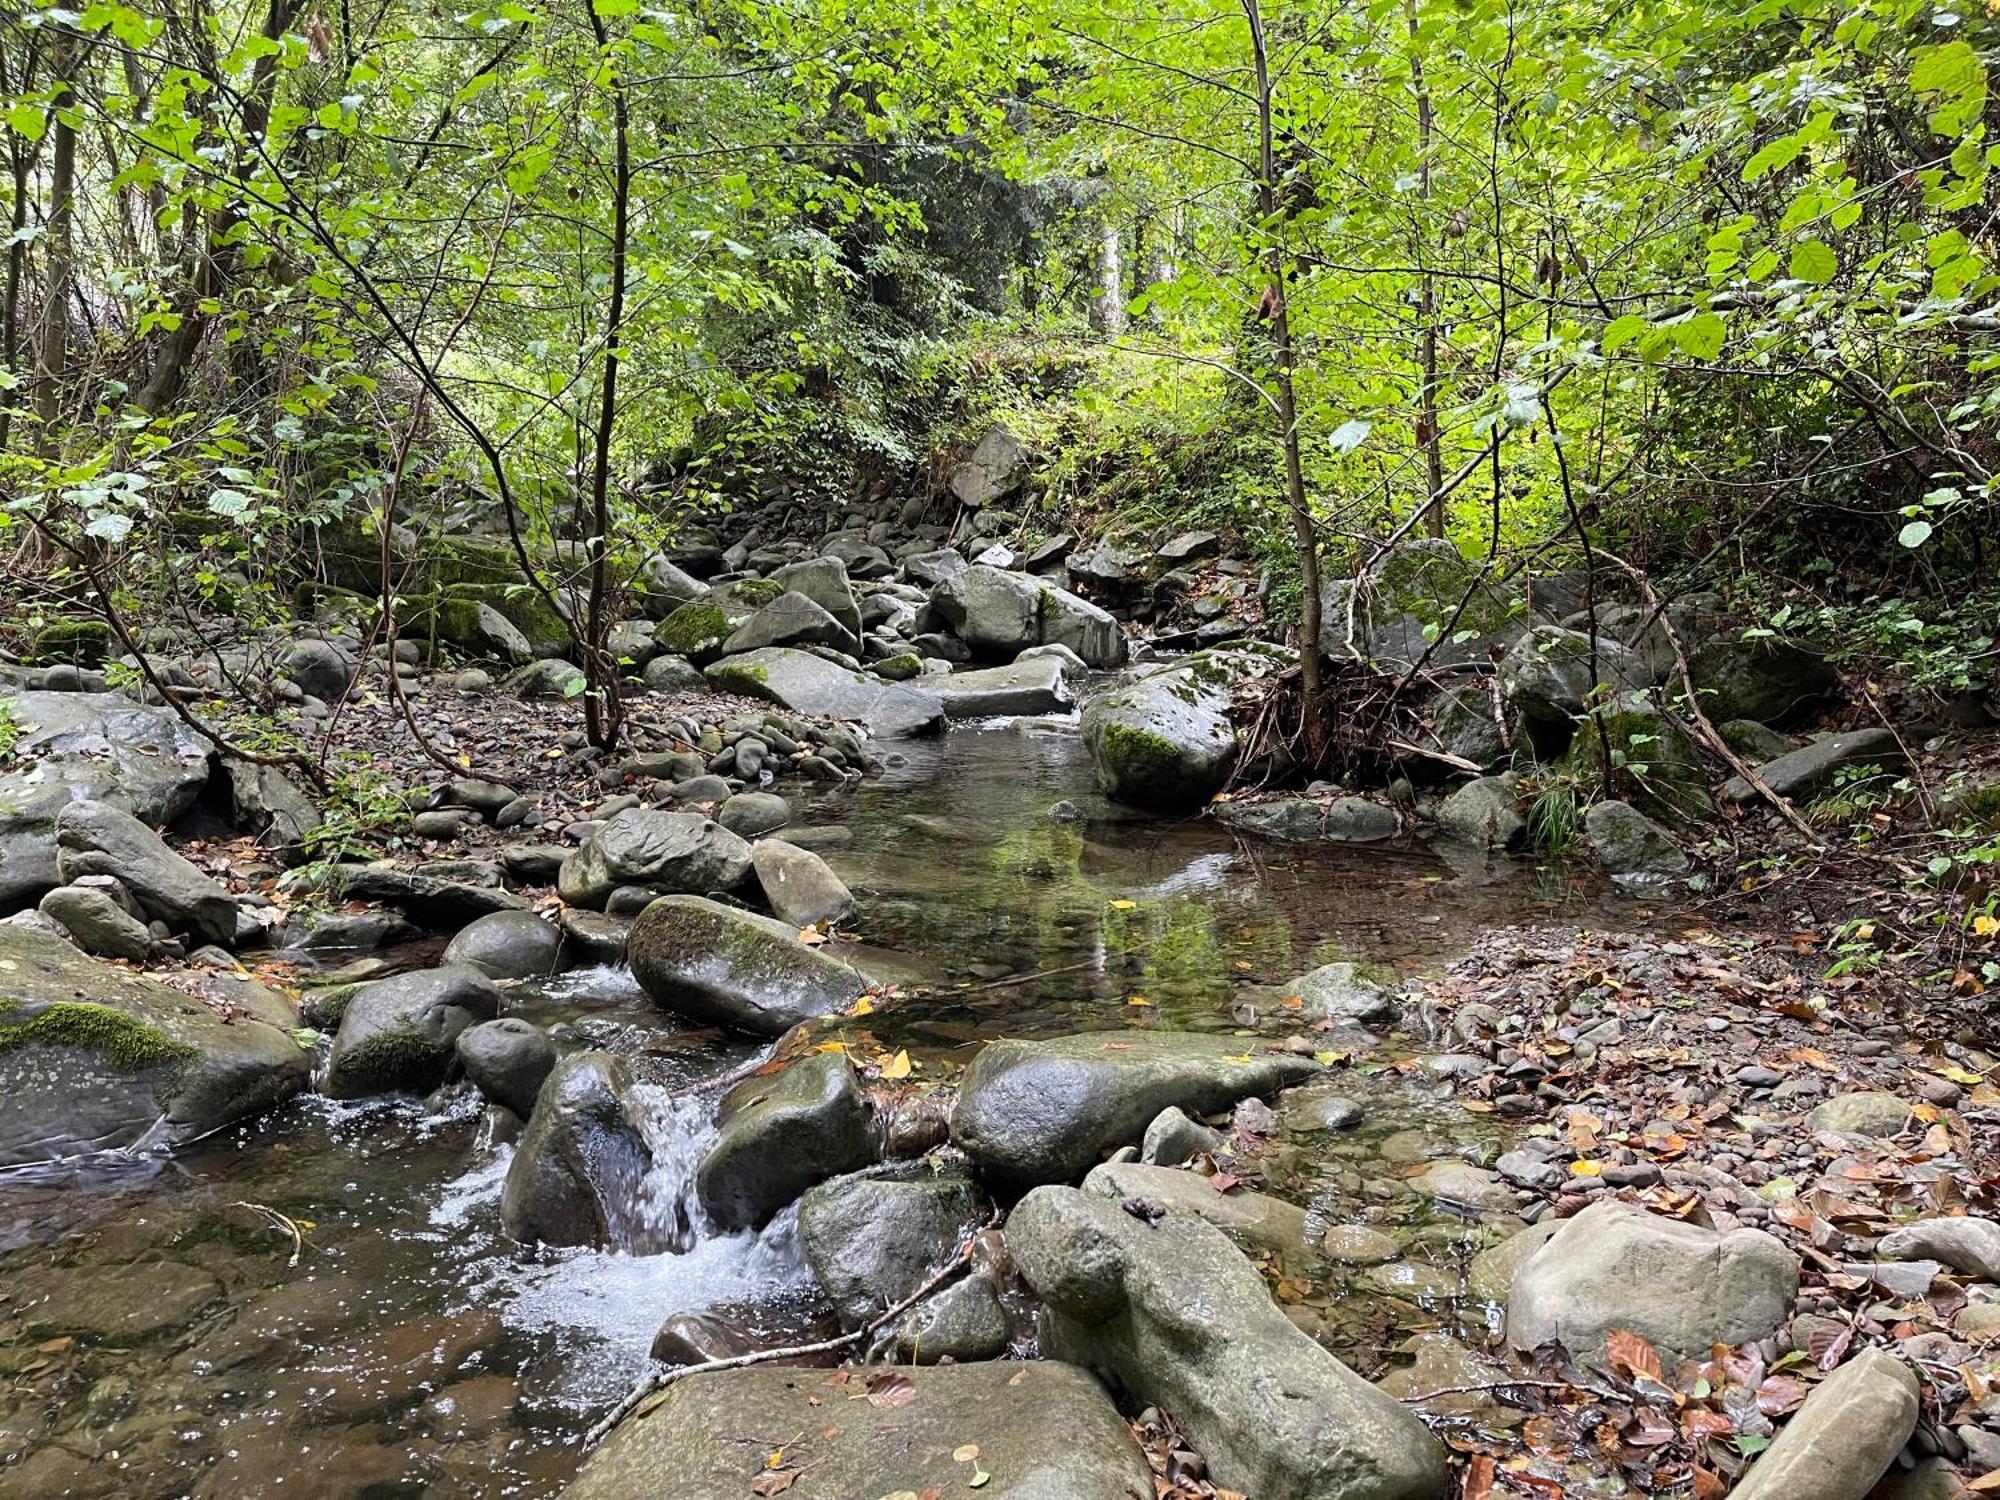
<box><xmin>0</xmin><ymin>922</ymin><xmax>311</xmax><ymax>1165</ymax></box>
<box><xmin>1561</xmin><ymin>694</ymin><xmax>1709</xmax><ymax>821</ymax></box>
<box><xmin>658</xmin><ymin>603</ymin><xmax>734</xmax><ymax>664</ymax></box>
<box><xmin>445</xmin><ymin>584</ymin><xmax>569</xmax><ymax>659</ymax></box>
<box><xmin>31</xmin><ymin>619</ymin><xmax>116</xmax><ymax>667</ymax></box>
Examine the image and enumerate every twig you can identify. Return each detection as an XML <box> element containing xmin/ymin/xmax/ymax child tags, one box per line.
<box><xmin>231</xmin><ymin>1199</ymin><xmax>304</xmax><ymax>1267</ymax></box>
<box><xmin>583</xmin><ymin>1216</ymin><xmax>993</xmax><ymax>1447</ymax></box>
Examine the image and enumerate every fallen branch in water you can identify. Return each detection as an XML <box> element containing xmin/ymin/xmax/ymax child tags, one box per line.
<box><xmin>582</xmin><ymin>1214</ymin><xmax>996</xmax><ymax>1448</ymax></box>
<box><xmin>231</xmin><ymin>1200</ymin><xmax>306</xmax><ymax>1268</ymax></box>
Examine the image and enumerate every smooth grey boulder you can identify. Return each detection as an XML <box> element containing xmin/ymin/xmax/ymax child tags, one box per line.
<box><xmin>1281</xmin><ymin>961</ymin><xmax>1395</xmax><ymax>1023</ymax></box>
<box><xmin>565</xmin><ymin>1360</ymin><xmax>1153</xmax><ymax>1500</ymax></box>
<box><xmin>55</xmin><ymin>799</ymin><xmax>240</xmax><ymax>945</ymax></box>
<box><xmin>769</xmin><ymin>556</ymin><xmax>864</xmax><ymax>647</ymax></box>
<box><xmin>221</xmin><ymin>759</ymin><xmax>323</xmax><ymax>852</ymax></box>
<box><xmin>0</xmin><ymin>691</ymin><xmax>212</xmax><ymax>910</ymax></box>
<box><xmin>442</xmin><ymin>909</ymin><xmax>567</xmax><ymax>980</ymax></box>
<box><xmin>504</xmin><ymin>658</ymin><xmax>586</xmax><ymax>698</ymax></box>
<box><xmin>1216</xmin><ymin>794</ymin><xmax>1396</xmax><ymax>842</ymax></box>
<box><xmin>324</xmin><ymin>964</ymin><xmax>501</xmax><ymax>1099</ymax></box>
<box><xmin>1877</xmin><ymin>1216</ymin><xmax>2000</xmax><ymax>1281</ymax></box>
<box><xmin>1722</xmin><ymin>728</ymin><xmax>1905</xmax><ymax>804</ymax></box>
<box><xmin>1435</xmin><ymin>774</ymin><xmax>1527</xmax><ymax>849</ymax></box>
<box><xmin>1684</xmin><ymin>626</ymin><xmax>1838</xmax><ymax>728</ymax></box>
<box><xmin>715</xmin><ymin>791</ymin><xmax>789</xmax><ymax>838</ymax></box>
<box><xmin>1584</xmin><ymin>799</ymin><xmax>1690</xmax><ymax>887</ymax></box>
<box><xmin>750</xmin><ymin>838</ymin><xmax>856</xmax><ymax>927</ymax></box>
<box><xmin>894</xmin><ymin>1275</ymin><xmax>1011</xmax><ymax>1364</ymax></box>
<box><xmin>695</xmin><ymin>1052</ymin><xmax>876</xmax><ymax>1230</ymax></box>
<box><xmin>1007</xmin><ymin>1185</ymin><xmax>1448</xmax><ymax>1500</ymax></box>
<box><xmin>719</xmin><ymin>590</ymin><xmax>855</xmax><ymax>657</ymax></box>
<box><xmin>901</xmin><ymin>548</ymin><xmax>969</xmax><ymax>589</ymax></box>
<box><xmin>281</xmin><ymin>637</ymin><xmax>358</xmax><ymax>703</ymax></box>
<box><xmin>1720</xmin><ymin>717</ymin><xmax>1793</xmax><ymax>764</ymax></box>
<box><xmin>637</xmin><ymin>554</ymin><xmax>710</xmax><ymax>614</ymax></box>
<box><xmin>1140</xmin><ymin>1105</ymin><xmax>1224</xmax><ymax>1166</ymax></box>
<box><xmin>929</xmin><ymin>566</ymin><xmax>1125</xmax><ymax>668</ymax></box>
<box><xmin>641</xmin><ymin>653</ymin><xmax>706</xmax><ymax>694</ymax></box>
<box><xmin>1498</xmin><ymin>625</ymin><xmax>1653</xmax><ymax>746</ymax></box>
<box><xmin>950</xmin><ymin>1032</ymin><xmax>1319</xmax><ymax>1189</ymax></box>
<box><xmin>930</xmin><ymin>656</ymin><xmax>1072</xmax><ymax>720</ymax></box>
<box><xmin>950</xmin><ymin>424</ymin><xmax>1031</xmax><ymax>508</ymax></box>
<box><xmin>627</xmin><ymin>893</ymin><xmax>868</xmax><ymax>1035</ymax></box>
<box><xmin>1506</xmin><ymin>1198</ymin><xmax>1798</xmax><ymax>1364</ymax></box>
<box><xmin>38</xmin><ymin>882</ymin><xmax>153</xmax><ymax>961</ymax></box>
<box><xmin>455</xmin><ymin>1017</ymin><xmax>557</xmax><ymax>1118</ymax></box>
<box><xmin>319</xmin><ymin>860</ymin><xmax>530</xmax><ymax>927</ymax></box>
<box><xmin>557</xmin><ymin>809</ymin><xmax>752</xmax><ymax>910</ymax></box>
<box><xmin>706</xmin><ymin>647</ymin><xmax>944</xmax><ymax>738</ymax></box>
<box><xmin>0</xmin><ymin>921</ymin><xmax>310</xmax><ymax>1165</ymax></box>
<box><xmin>798</xmin><ymin>1170</ymin><xmax>988</xmax><ymax>1329</ymax></box>
<box><xmin>1083</xmin><ymin>1160</ymin><xmax>1312</xmax><ymax>1261</ymax></box>
<box><xmin>1081</xmin><ymin>661</ymin><xmax>1235</xmax><ymax>811</ymax></box>
<box><xmin>1730</xmin><ymin>1348</ymin><xmax>1919</xmax><ymax>1500</ymax></box>
<box><xmin>501</xmin><ymin>1052</ymin><xmax>659</xmax><ymax>1249</ymax></box>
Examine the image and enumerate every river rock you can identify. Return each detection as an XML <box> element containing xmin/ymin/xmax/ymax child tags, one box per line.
<box><xmin>1585</xmin><ymin>800</ymin><xmax>1690</xmax><ymax>886</ymax></box>
<box><xmin>951</xmin><ymin>424</ymin><xmax>1031</xmax><ymax>508</ymax></box>
<box><xmin>455</xmin><ymin>1018</ymin><xmax>557</xmax><ymax>1118</ymax></box>
<box><xmin>637</xmin><ymin>554</ymin><xmax>710</xmax><ymax>614</ymax></box>
<box><xmin>320</xmin><ymin>861</ymin><xmax>529</xmax><ymax>927</ymax></box>
<box><xmin>0</xmin><ymin>921</ymin><xmax>310</xmax><ymax>1164</ymax></box>
<box><xmin>695</xmin><ymin>1052</ymin><xmax>876</xmax><ymax>1230</ymax></box>
<box><xmin>1140</xmin><ymin>1105</ymin><xmax>1225</xmax><ymax>1165</ymax></box>
<box><xmin>38</xmin><ymin>882</ymin><xmax>153</xmax><ymax>961</ymax></box>
<box><xmin>1685</xmin><ymin>627</ymin><xmax>1838</xmax><ymax>728</ymax></box>
<box><xmin>500</xmin><ymin>1052</ymin><xmax>659</xmax><ymax>1249</ymax></box>
<box><xmin>716</xmin><ymin>791</ymin><xmax>789</xmax><ymax>838</ymax></box>
<box><xmin>1498</xmin><ymin>625</ymin><xmax>1653</xmax><ymax>748</ymax></box>
<box><xmin>1722</xmin><ymin>728</ymin><xmax>1905</xmax><ymax>804</ymax></box>
<box><xmin>1435</xmin><ymin>774</ymin><xmax>1527</xmax><ymax>849</ymax></box>
<box><xmin>798</xmin><ymin>1170</ymin><xmax>989</xmax><ymax>1329</ymax></box>
<box><xmin>706</xmin><ymin>647</ymin><xmax>944</xmax><ymax>737</ymax></box>
<box><xmin>894</xmin><ymin>1274</ymin><xmax>1011</xmax><ymax>1363</ymax></box>
<box><xmin>1282</xmin><ymin>961</ymin><xmax>1395</xmax><ymax>1023</ymax></box>
<box><xmin>324</xmin><ymin>964</ymin><xmax>501</xmax><ymax>1099</ymax></box>
<box><xmin>627</xmin><ymin>893</ymin><xmax>868</xmax><ymax>1035</ymax></box>
<box><xmin>720</xmin><ymin>590</ymin><xmax>856</xmax><ymax>657</ymax></box>
<box><xmin>950</xmin><ymin>1032</ymin><xmax>1319</xmax><ymax>1189</ymax></box>
<box><xmin>55</xmin><ymin>799</ymin><xmax>241</xmax><ymax>945</ymax></box>
<box><xmin>929</xmin><ymin>565</ymin><xmax>1125</xmax><ymax>668</ymax></box>
<box><xmin>1731</xmin><ymin>1348</ymin><xmax>1919</xmax><ymax>1500</ymax></box>
<box><xmin>770</xmin><ymin>556</ymin><xmax>864</xmax><ymax>647</ymax></box>
<box><xmin>442</xmin><ymin>909</ymin><xmax>567</xmax><ymax>980</ymax></box>
<box><xmin>564</xmin><ymin>1360</ymin><xmax>1153</xmax><ymax>1500</ymax></box>
<box><xmin>1081</xmin><ymin>659</ymin><xmax>1236</xmax><ymax>811</ymax></box>
<box><xmin>1409</xmin><ymin>1160</ymin><xmax>1522</xmax><ymax>1215</ymax></box>
<box><xmin>1008</xmin><ymin>1184</ymin><xmax>1448</xmax><ymax>1500</ymax></box>
<box><xmin>1808</xmin><ymin>1091</ymin><xmax>1913</xmax><ymax>1138</ymax></box>
<box><xmin>557</xmin><ymin>809</ymin><xmax>752</xmax><ymax>910</ymax></box>
<box><xmin>1878</xmin><ymin>1217</ymin><xmax>2000</xmax><ymax>1281</ymax></box>
<box><xmin>1084</xmin><ymin>1160</ymin><xmax>1312</xmax><ymax>1261</ymax></box>
<box><xmin>0</xmin><ymin>690</ymin><xmax>213</xmax><ymax>909</ymax></box>
<box><xmin>750</xmin><ymin>839</ymin><xmax>856</xmax><ymax>927</ymax></box>
<box><xmin>1467</xmin><ymin>1220</ymin><xmax>1562</xmax><ymax>1303</ymax></box>
<box><xmin>930</xmin><ymin>656</ymin><xmax>1073</xmax><ymax>719</ymax></box>
<box><xmin>1320</xmin><ymin>539</ymin><xmax>1528</xmax><ymax>669</ymax></box>
<box><xmin>1506</xmin><ymin>1198</ymin><xmax>1798</xmax><ymax>1364</ymax></box>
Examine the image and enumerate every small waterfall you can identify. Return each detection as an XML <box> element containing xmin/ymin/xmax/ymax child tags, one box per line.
<box><xmin>622</xmin><ymin>1084</ymin><xmax>723</xmax><ymax>1252</ymax></box>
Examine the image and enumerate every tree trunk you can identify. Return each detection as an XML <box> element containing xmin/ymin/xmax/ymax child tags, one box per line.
<box><xmin>1090</xmin><ymin>220</ymin><xmax>1126</xmax><ymax>335</ymax></box>
<box><xmin>1408</xmin><ymin>2</ymin><xmax>1445</xmax><ymax>538</ymax></box>
<box><xmin>1243</xmin><ymin>0</ymin><xmax>1324</xmax><ymax>743</ymax></box>
<box><xmin>33</xmin><ymin>26</ymin><xmax>75</xmax><ymax>452</ymax></box>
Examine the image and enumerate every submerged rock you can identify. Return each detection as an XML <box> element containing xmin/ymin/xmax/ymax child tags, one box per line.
<box><xmin>1007</xmin><ymin>1185</ymin><xmax>1448</xmax><ymax>1500</ymax></box>
<box><xmin>627</xmin><ymin>893</ymin><xmax>868</xmax><ymax>1036</ymax></box>
<box><xmin>1280</xmin><ymin>961</ymin><xmax>1396</xmax><ymax>1023</ymax></box>
<box><xmin>565</xmin><ymin>1360</ymin><xmax>1153</xmax><ymax>1500</ymax></box>
<box><xmin>324</xmin><ymin>964</ymin><xmax>500</xmax><ymax>1099</ymax></box>
<box><xmin>950</xmin><ymin>1032</ymin><xmax>1318</xmax><ymax>1189</ymax></box>
<box><xmin>557</xmin><ymin>810</ymin><xmax>753</xmax><ymax>910</ymax></box>
<box><xmin>500</xmin><ymin>1052</ymin><xmax>658</xmax><ymax>1249</ymax></box>
<box><xmin>1730</xmin><ymin>1348</ymin><xmax>1918</xmax><ymax>1500</ymax></box>
<box><xmin>1507</xmin><ymin>1198</ymin><xmax>1798</xmax><ymax>1364</ymax></box>
<box><xmin>0</xmin><ymin>921</ymin><xmax>310</xmax><ymax>1165</ymax></box>
<box><xmin>695</xmin><ymin>1052</ymin><xmax>877</xmax><ymax>1229</ymax></box>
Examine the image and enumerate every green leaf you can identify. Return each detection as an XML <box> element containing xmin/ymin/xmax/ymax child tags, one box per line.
<box><xmin>6</xmin><ymin>103</ymin><xmax>44</xmax><ymax>142</ymax></box>
<box><xmin>1789</xmin><ymin>239</ymin><xmax>1836</xmax><ymax>283</ymax></box>
<box><xmin>1742</xmin><ymin>134</ymin><xmax>1802</xmax><ymax>182</ymax></box>
<box><xmin>1898</xmin><ymin>519</ymin><xmax>1934</xmax><ymax>548</ymax></box>
<box><xmin>84</xmin><ymin>514</ymin><xmax>134</xmax><ymax>543</ymax></box>
<box><xmin>1674</xmin><ymin>312</ymin><xmax>1726</xmax><ymax>360</ymax></box>
<box><xmin>1327</xmin><ymin>418</ymin><xmax>1372</xmax><ymax>454</ymax></box>
<box><xmin>1600</xmin><ymin>314</ymin><xmax>1648</xmax><ymax>353</ymax></box>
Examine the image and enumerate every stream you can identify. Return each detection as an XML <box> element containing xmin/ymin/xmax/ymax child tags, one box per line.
<box><xmin>0</xmin><ymin>714</ymin><xmax>1633</xmax><ymax>1499</ymax></box>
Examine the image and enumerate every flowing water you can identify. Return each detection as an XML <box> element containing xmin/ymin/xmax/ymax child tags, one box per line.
<box><xmin>0</xmin><ymin>715</ymin><xmax>1633</xmax><ymax>1498</ymax></box>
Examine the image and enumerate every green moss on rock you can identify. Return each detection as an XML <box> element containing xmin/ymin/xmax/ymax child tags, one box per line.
<box><xmin>0</xmin><ymin>1002</ymin><xmax>198</xmax><ymax>1073</ymax></box>
<box><xmin>31</xmin><ymin>619</ymin><xmax>116</xmax><ymax>667</ymax></box>
<box><xmin>659</xmin><ymin>603</ymin><xmax>731</xmax><ymax>661</ymax></box>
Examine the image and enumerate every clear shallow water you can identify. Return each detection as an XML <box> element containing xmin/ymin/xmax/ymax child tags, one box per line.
<box><xmin>0</xmin><ymin>717</ymin><xmax>1628</xmax><ymax>1497</ymax></box>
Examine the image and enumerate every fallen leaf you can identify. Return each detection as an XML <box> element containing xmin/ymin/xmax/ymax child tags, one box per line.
<box><xmin>1108</xmin><ymin>899</ymin><xmax>1136</xmax><ymax>911</ymax></box>
<box><xmin>952</xmin><ymin>1445</ymin><xmax>979</xmax><ymax>1463</ymax></box>
<box><xmin>750</xmin><ymin>1469</ymin><xmax>799</xmax><ymax>1495</ymax></box>
<box><xmin>1463</xmin><ymin>1455</ymin><xmax>1496</xmax><ymax>1499</ymax></box>
<box><xmin>879</xmin><ymin>1050</ymin><xmax>913</xmax><ymax>1080</ymax></box>
<box><xmin>1606</xmin><ymin>1328</ymin><xmax>1662</xmax><ymax>1384</ymax></box>
<box><xmin>864</xmin><ymin>1371</ymin><xmax>918</xmax><ymax>1409</ymax></box>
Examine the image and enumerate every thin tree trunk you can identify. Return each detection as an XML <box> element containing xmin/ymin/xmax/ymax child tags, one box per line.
<box><xmin>1090</xmin><ymin>220</ymin><xmax>1126</xmax><ymax>334</ymax></box>
<box><xmin>1243</xmin><ymin>0</ymin><xmax>1324</xmax><ymax>743</ymax></box>
<box><xmin>581</xmin><ymin>0</ymin><xmax>630</xmax><ymax>752</ymax></box>
<box><xmin>1408</xmin><ymin>2</ymin><xmax>1444</xmax><ymax>538</ymax></box>
<box><xmin>33</xmin><ymin>26</ymin><xmax>76</xmax><ymax>452</ymax></box>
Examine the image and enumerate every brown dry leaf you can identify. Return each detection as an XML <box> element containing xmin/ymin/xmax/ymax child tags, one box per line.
<box><xmin>749</xmin><ymin>1469</ymin><xmax>799</xmax><ymax>1495</ymax></box>
<box><xmin>1754</xmin><ymin>1375</ymin><xmax>1808</xmax><ymax>1415</ymax></box>
<box><xmin>1606</xmin><ymin>1328</ymin><xmax>1663</xmax><ymax>1384</ymax></box>
<box><xmin>1462</xmin><ymin>1453</ymin><xmax>1496</xmax><ymax>1499</ymax></box>
<box><xmin>1693</xmin><ymin>1466</ymin><xmax>1728</xmax><ymax>1500</ymax></box>
<box><xmin>864</xmin><ymin>1371</ymin><xmax>918</xmax><ymax>1409</ymax></box>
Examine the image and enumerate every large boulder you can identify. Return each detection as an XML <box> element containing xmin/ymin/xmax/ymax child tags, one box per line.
<box><xmin>319</xmin><ymin>861</ymin><xmax>530</xmax><ymax>927</ymax></box>
<box><xmin>1606</xmin><ymin>596</ymin><xmax>1837</xmax><ymax>726</ymax></box>
<box><xmin>719</xmin><ymin>591</ymin><xmax>857</xmax><ymax>657</ymax></box>
<box><xmin>556</xmin><ymin>810</ymin><xmax>752</xmax><ymax>910</ymax></box>
<box><xmin>37</xmin><ymin>882</ymin><xmax>153</xmax><ymax>961</ymax></box>
<box><xmin>1721</xmin><ymin>728</ymin><xmax>1905</xmax><ymax>804</ymax></box>
<box><xmin>798</xmin><ymin>1170</ymin><xmax>989</xmax><ymax>1329</ymax></box>
<box><xmin>1081</xmin><ymin>660</ymin><xmax>1235</xmax><ymax>811</ymax></box>
<box><xmin>1320</xmin><ymin>539</ymin><xmax>1528</xmax><ymax>669</ymax></box>
<box><xmin>280</xmin><ymin>638</ymin><xmax>359</xmax><ymax>703</ymax></box>
<box><xmin>1434</xmin><ymin>774</ymin><xmax>1527</xmax><ymax>849</ymax></box>
<box><xmin>750</xmin><ymin>839</ymin><xmax>856</xmax><ymax>927</ymax></box>
<box><xmin>1082</xmin><ymin>1160</ymin><xmax>1313</xmax><ymax>1261</ymax></box>
<box><xmin>929</xmin><ymin>566</ymin><xmax>1125</xmax><ymax>668</ymax></box>
<box><xmin>0</xmin><ymin>921</ymin><xmax>310</xmax><ymax>1164</ymax></box>
<box><xmin>1007</xmin><ymin>1185</ymin><xmax>1448</xmax><ymax>1500</ymax></box>
<box><xmin>627</xmin><ymin>894</ymin><xmax>869</xmax><ymax>1035</ymax></box>
<box><xmin>695</xmin><ymin>1052</ymin><xmax>876</xmax><ymax>1230</ymax></box>
<box><xmin>0</xmin><ymin>691</ymin><xmax>212</xmax><ymax>909</ymax></box>
<box><xmin>1561</xmin><ymin>694</ymin><xmax>1710</xmax><ymax>819</ymax></box>
<box><xmin>950</xmin><ymin>424</ymin><xmax>1031</xmax><ymax>509</ymax></box>
<box><xmin>636</xmin><ymin>555</ymin><xmax>710</xmax><ymax>615</ymax></box>
<box><xmin>501</xmin><ymin>1052</ymin><xmax>662</xmax><ymax>1249</ymax></box>
<box><xmin>219</xmin><ymin>759</ymin><xmax>322</xmax><ymax>854</ymax></box>
<box><xmin>323</xmin><ymin>964</ymin><xmax>501</xmax><ymax>1099</ymax></box>
<box><xmin>929</xmin><ymin>656</ymin><xmax>1073</xmax><ymax>720</ymax></box>
<box><xmin>564</xmin><ymin>1361</ymin><xmax>1153</xmax><ymax>1500</ymax></box>
<box><xmin>1506</xmin><ymin>1198</ymin><xmax>1798</xmax><ymax>1364</ymax></box>
<box><xmin>1584</xmin><ymin>800</ymin><xmax>1690</xmax><ymax>888</ymax></box>
<box><xmin>1498</xmin><ymin>625</ymin><xmax>1653</xmax><ymax>751</ymax></box>
<box><xmin>55</xmin><ymin>799</ymin><xmax>240</xmax><ymax>945</ymax></box>
<box><xmin>769</xmin><ymin>556</ymin><xmax>864</xmax><ymax>648</ymax></box>
<box><xmin>950</xmin><ymin>1032</ymin><xmax>1318</xmax><ymax>1190</ymax></box>
<box><xmin>705</xmin><ymin>648</ymin><xmax>944</xmax><ymax>738</ymax></box>
<box><xmin>441</xmin><ymin>909</ymin><xmax>567</xmax><ymax>980</ymax></box>
<box><xmin>1730</xmin><ymin>1348</ymin><xmax>1919</xmax><ymax>1500</ymax></box>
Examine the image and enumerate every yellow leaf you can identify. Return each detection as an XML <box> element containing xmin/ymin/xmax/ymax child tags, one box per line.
<box><xmin>1571</xmin><ymin>1159</ymin><xmax>1603</xmax><ymax>1177</ymax></box>
<box><xmin>815</xmin><ymin>1041</ymin><xmax>849</xmax><ymax>1054</ymax></box>
<box><xmin>1280</xmin><ymin>995</ymin><xmax>1303</xmax><ymax>1009</ymax></box>
<box><xmin>1937</xmin><ymin>1065</ymin><xmax>1984</xmax><ymax>1086</ymax></box>
<box><xmin>1973</xmin><ymin>914</ymin><xmax>1999</xmax><ymax>937</ymax></box>
<box><xmin>1126</xmin><ymin>995</ymin><xmax>1152</xmax><ymax>1007</ymax></box>
<box><xmin>879</xmin><ymin>1049</ymin><xmax>912</xmax><ymax>1080</ymax></box>
<box><xmin>969</xmin><ymin>1472</ymin><xmax>990</xmax><ymax>1490</ymax></box>
<box><xmin>848</xmin><ymin>996</ymin><xmax>876</xmax><ymax>1016</ymax></box>
<box><xmin>1108</xmin><ymin>899</ymin><xmax>1136</xmax><ymax>911</ymax></box>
